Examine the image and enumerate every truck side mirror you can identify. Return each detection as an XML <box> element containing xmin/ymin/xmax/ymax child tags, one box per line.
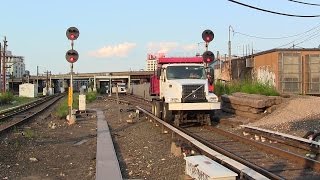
<box><xmin>156</xmin><ymin>68</ymin><xmax>161</xmax><ymax>79</ymax></box>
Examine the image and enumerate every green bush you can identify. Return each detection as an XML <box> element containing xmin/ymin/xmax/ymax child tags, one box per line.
<box><xmin>55</xmin><ymin>94</ymin><xmax>79</xmax><ymax>119</ymax></box>
<box><xmin>214</xmin><ymin>80</ymin><xmax>279</xmax><ymax>96</ymax></box>
<box><xmin>0</xmin><ymin>92</ymin><xmax>14</xmax><ymax>105</ymax></box>
<box><xmin>86</xmin><ymin>91</ymin><xmax>97</xmax><ymax>103</ymax></box>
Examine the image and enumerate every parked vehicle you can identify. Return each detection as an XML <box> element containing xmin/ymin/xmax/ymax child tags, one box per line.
<box><xmin>150</xmin><ymin>56</ymin><xmax>220</xmax><ymax>126</ymax></box>
<box><xmin>112</xmin><ymin>83</ymin><xmax>127</xmax><ymax>95</ymax></box>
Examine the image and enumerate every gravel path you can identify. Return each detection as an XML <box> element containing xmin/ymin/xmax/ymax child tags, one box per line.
<box><xmin>249</xmin><ymin>95</ymin><xmax>320</xmax><ymax>137</ymax></box>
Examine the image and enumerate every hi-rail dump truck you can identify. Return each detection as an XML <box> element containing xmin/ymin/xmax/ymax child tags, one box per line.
<box><xmin>150</xmin><ymin>56</ymin><xmax>221</xmax><ymax>126</ymax></box>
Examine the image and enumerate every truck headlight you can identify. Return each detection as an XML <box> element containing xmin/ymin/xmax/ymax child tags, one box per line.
<box><xmin>167</xmin><ymin>97</ymin><xmax>180</xmax><ymax>103</ymax></box>
<box><xmin>207</xmin><ymin>96</ymin><xmax>218</xmax><ymax>102</ymax></box>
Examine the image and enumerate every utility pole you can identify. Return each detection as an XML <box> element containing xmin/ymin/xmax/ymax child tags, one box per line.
<box><xmin>36</xmin><ymin>66</ymin><xmax>39</xmax><ymax>92</ymax></box>
<box><xmin>0</xmin><ymin>42</ymin><xmax>1</xmax><ymax>89</ymax></box>
<box><xmin>2</xmin><ymin>36</ymin><xmax>7</xmax><ymax>93</ymax></box>
<box><xmin>228</xmin><ymin>26</ymin><xmax>233</xmax><ymax>81</ymax></box>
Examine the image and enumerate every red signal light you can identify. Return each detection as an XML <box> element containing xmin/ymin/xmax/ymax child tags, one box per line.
<box><xmin>202</xmin><ymin>29</ymin><xmax>214</xmax><ymax>43</ymax></box>
<box><xmin>65</xmin><ymin>49</ymin><xmax>79</xmax><ymax>63</ymax></box>
<box><xmin>202</xmin><ymin>51</ymin><xmax>215</xmax><ymax>63</ymax></box>
<box><xmin>66</xmin><ymin>27</ymin><xmax>80</xmax><ymax>40</ymax></box>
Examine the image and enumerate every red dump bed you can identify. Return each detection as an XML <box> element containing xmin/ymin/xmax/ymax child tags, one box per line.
<box><xmin>158</xmin><ymin>57</ymin><xmax>203</xmax><ymax>64</ymax></box>
<box><xmin>150</xmin><ymin>75</ymin><xmax>160</xmax><ymax>96</ymax></box>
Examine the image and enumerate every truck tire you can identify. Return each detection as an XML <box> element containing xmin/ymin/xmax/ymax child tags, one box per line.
<box><xmin>154</xmin><ymin>101</ymin><xmax>162</xmax><ymax>118</ymax></box>
<box><xmin>162</xmin><ymin>103</ymin><xmax>173</xmax><ymax>122</ymax></box>
<box><xmin>209</xmin><ymin>110</ymin><xmax>215</xmax><ymax>121</ymax></box>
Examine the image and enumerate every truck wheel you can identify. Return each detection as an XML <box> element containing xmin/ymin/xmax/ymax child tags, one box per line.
<box><xmin>209</xmin><ymin>110</ymin><xmax>215</xmax><ymax>121</ymax></box>
<box><xmin>155</xmin><ymin>101</ymin><xmax>162</xmax><ymax>118</ymax></box>
<box><xmin>163</xmin><ymin>103</ymin><xmax>173</xmax><ymax>122</ymax></box>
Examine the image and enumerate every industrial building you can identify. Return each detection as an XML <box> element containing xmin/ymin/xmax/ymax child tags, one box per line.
<box><xmin>218</xmin><ymin>48</ymin><xmax>320</xmax><ymax>95</ymax></box>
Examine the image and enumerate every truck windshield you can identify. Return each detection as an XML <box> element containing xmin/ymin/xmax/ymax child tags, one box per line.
<box><xmin>166</xmin><ymin>66</ymin><xmax>206</xmax><ymax>80</ymax></box>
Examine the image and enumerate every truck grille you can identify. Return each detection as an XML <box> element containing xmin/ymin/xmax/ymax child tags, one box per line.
<box><xmin>182</xmin><ymin>84</ymin><xmax>206</xmax><ymax>102</ymax></box>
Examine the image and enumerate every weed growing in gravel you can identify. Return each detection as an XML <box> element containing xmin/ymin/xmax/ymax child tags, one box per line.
<box><xmin>12</xmin><ymin>126</ymin><xmax>19</xmax><ymax>133</ymax></box>
<box><xmin>24</xmin><ymin>129</ymin><xmax>35</xmax><ymax>139</ymax></box>
<box><xmin>86</xmin><ymin>91</ymin><xmax>97</xmax><ymax>103</ymax></box>
<box><xmin>214</xmin><ymin>80</ymin><xmax>279</xmax><ymax>96</ymax></box>
<box><xmin>14</xmin><ymin>140</ymin><xmax>20</xmax><ymax>148</ymax></box>
<box><xmin>0</xmin><ymin>92</ymin><xmax>14</xmax><ymax>105</ymax></box>
<box><xmin>55</xmin><ymin>94</ymin><xmax>79</xmax><ymax>119</ymax></box>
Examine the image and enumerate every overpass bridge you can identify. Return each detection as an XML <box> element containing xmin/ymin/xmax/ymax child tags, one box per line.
<box><xmin>10</xmin><ymin>71</ymin><xmax>154</xmax><ymax>93</ymax></box>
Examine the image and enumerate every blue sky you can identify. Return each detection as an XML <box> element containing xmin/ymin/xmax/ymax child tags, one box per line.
<box><xmin>2</xmin><ymin>0</ymin><xmax>320</xmax><ymax>75</ymax></box>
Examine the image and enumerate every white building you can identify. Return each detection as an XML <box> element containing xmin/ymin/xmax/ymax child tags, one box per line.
<box><xmin>0</xmin><ymin>50</ymin><xmax>26</xmax><ymax>91</ymax></box>
<box><xmin>146</xmin><ymin>53</ymin><xmax>165</xmax><ymax>71</ymax></box>
<box><xmin>3</xmin><ymin>50</ymin><xmax>25</xmax><ymax>78</ymax></box>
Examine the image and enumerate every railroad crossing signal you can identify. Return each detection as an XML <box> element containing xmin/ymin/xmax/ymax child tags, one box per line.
<box><xmin>202</xmin><ymin>51</ymin><xmax>215</xmax><ymax>63</ymax></box>
<box><xmin>65</xmin><ymin>49</ymin><xmax>79</xmax><ymax>63</ymax></box>
<box><xmin>66</xmin><ymin>27</ymin><xmax>80</xmax><ymax>40</ymax></box>
<box><xmin>202</xmin><ymin>29</ymin><xmax>214</xmax><ymax>43</ymax></box>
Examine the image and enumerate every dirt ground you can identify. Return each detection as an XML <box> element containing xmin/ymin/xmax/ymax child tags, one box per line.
<box><xmin>1</xmin><ymin>94</ymin><xmax>318</xmax><ymax>180</ymax></box>
<box><xmin>0</xmin><ymin>99</ymin><xmax>97</xmax><ymax>180</ymax></box>
<box><xmin>89</xmin><ymin>97</ymin><xmax>186</xmax><ymax>180</ymax></box>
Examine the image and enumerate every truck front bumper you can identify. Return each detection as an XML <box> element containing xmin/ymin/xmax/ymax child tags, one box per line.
<box><xmin>168</xmin><ymin>102</ymin><xmax>221</xmax><ymax>111</ymax></box>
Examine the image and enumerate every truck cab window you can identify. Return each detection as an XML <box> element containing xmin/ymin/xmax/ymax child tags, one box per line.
<box><xmin>166</xmin><ymin>66</ymin><xmax>205</xmax><ymax>80</ymax></box>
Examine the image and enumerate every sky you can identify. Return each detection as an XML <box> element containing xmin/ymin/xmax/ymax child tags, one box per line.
<box><xmin>2</xmin><ymin>0</ymin><xmax>320</xmax><ymax>75</ymax></box>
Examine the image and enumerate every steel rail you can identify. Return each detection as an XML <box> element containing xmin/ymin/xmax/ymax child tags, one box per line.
<box><xmin>136</xmin><ymin>106</ymin><xmax>271</xmax><ymax>180</ymax></box>
<box><xmin>0</xmin><ymin>94</ymin><xmax>64</xmax><ymax>133</ymax></box>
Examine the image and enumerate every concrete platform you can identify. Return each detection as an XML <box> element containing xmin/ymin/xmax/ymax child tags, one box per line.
<box><xmin>95</xmin><ymin>109</ymin><xmax>123</xmax><ymax>180</ymax></box>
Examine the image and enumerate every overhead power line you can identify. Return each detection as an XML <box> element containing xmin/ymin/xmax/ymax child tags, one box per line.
<box><xmin>288</xmin><ymin>0</ymin><xmax>320</xmax><ymax>6</ymax></box>
<box><xmin>228</xmin><ymin>0</ymin><xmax>320</xmax><ymax>17</ymax></box>
<box><xmin>277</xmin><ymin>29</ymin><xmax>320</xmax><ymax>48</ymax></box>
<box><xmin>233</xmin><ymin>23</ymin><xmax>320</xmax><ymax>40</ymax></box>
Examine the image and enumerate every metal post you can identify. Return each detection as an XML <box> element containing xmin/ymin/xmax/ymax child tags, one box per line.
<box><xmin>70</xmin><ymin>63</ymin><xmax>73</xmax><ymax>117</ymax></box>
<box><xmin>205</xmin><ymin>42</ymin><xmax>209</xmax><ymax>70</ymax></box>
<box><xmin>0</xmin><ymin>42</ymin><xmax>1</xmax><ymax>92</ymax></box>
<box><xmin>36</xmin><ymin>66</ymin><xmax>39</xmax><ymax>93</ymax></box>
<box><xmin>2</xmin><ymin>36</ymin><xmax>7</xmax><ymax>93</ymax></box>
<box><xmin>228</xmin><ymin>26</ymin><xmax>233</xmax><ymax>81</ymax></box>
<box><xmin>116</xmin><ymin>84</ymin><xmax>121</xmax><ymax>122</ymax></box>
<box><xmin>46</xmin><ymin>70</ymin><xmax>49</xmax><ymax>94</ymax></box>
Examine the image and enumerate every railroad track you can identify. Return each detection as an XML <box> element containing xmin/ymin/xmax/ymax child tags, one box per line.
<box><xmin>115</xmin><ymin>94</ymin><xmax>320</xmax><ymax>179</ymax></box>
<box><xmin>239</xmin><ymin>125</ymin><xmax>320</xmax><ymax>158</ymax></box>
<box><xmin>184</xmin><ymin>125</ymin><xmax>320</xmax><ymax>179</ymax></box>
<box><xmin>0</xmin><ymin>93</ymin><xmax>65</xmax><ymax>133</ymax></box>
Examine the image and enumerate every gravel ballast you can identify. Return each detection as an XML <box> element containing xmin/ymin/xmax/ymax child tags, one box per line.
<box><xmin>249</xmin><ymin>95</ymin><xmax>320</xmax><ymax>137</ymax></box>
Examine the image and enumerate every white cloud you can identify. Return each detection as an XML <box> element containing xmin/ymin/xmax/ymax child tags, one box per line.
<box><xmin>181</xmin><ymin>44</ymin><xmax>197</xmax><ymax>51</ymax></box>
<box><xmin>147</xmin><ymin>42</ymin><xmax>198</xmax><ymax>55</ymax></box>
<box><xmin>89</xmin><ymin>42</ymin><xmax>136</xmax><ymax>58</ymax></box>
<box><xmin>147</xmin><ymin>42</ymin><xmax>179</xmax><ymax>54</ymax></box>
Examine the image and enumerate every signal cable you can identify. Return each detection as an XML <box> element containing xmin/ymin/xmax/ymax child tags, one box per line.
<box><xmin>228</xmin><ymin>0</ymin><xmax>320</xmax><ymax>17</ymax></box>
